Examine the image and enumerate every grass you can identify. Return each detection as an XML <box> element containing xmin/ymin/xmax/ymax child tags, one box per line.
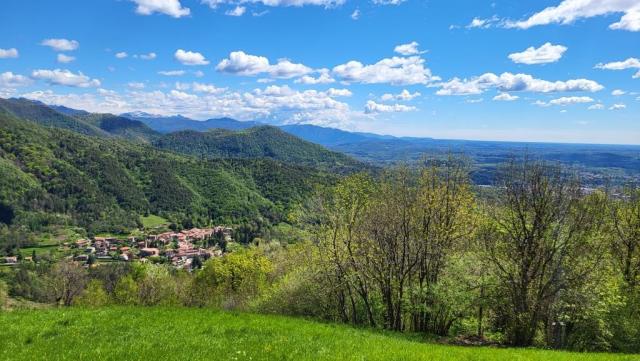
<box><xmin>140</xmin><ymin>214</ymin><xmax>169</xmax><ymax>229</ymax></box>
<box><xmin>0</xmin><ymin>307</ymin><xmax>638</xmax><ymax>361</ymax></box>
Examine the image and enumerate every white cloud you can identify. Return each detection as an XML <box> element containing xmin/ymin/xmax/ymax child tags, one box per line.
<box><xmin>394</xmin><ymin>41</ymin><xmax>423</xmax><ymax>56</ymax></box>
<box><xmin>588</xmin><ymin>103</ymin><xmax>604</xmax><ymax>110</ymax></box>
<box><xmin>493</xmin><ymin>92</ymin><xmax>519</xmax><ymax>101</ymax></box>
<box><xmin>610</xmin><ymin>103</ymin><xmax>626</xmax><ymax>110</ymax></box>
<box><xmin>132</xmin><ymin>0</ymin><xmax>190</xmax><ymax>18</ymax></box>
<box><xmin>333</xmin><ymin>56</ymin><xmax>435</xmax><ymax>85</ymax></box>
<box><xmin>372</xmin><ymin>0</ymin><xmax>406</xmax><ymax>5</ymax></box>
<box><xmin>294</xmin><ymin>69</ymin><xmax>335</xmax><ymax>84</ymax></box>
<box><xmin>612</xmin><ymin>89</ymin><xmax>626</xmax><ymax>96</ymax></box>
<box><xmin>466</xmin><ymin>98</ymin><xmax>483</xmax><ymax>104</ymax></box>
<box><xmin>0</xmin><ymin>72</ymin><xmax>32</xmax><ymax>88</ymax></box>
<box><xmin>364</xmin><ymin>100</ymin><xmax>416</xmax><ymax>113</ymax></box>
<box><xmin>216</xmin><ymin>51</ymin><xmax>312</xmax><ymax>79</ymax></box>
<box><xmin>138</xmin><ymin>52</ymin><xmax>157</xmax><ymax>60</ymax></box>
<box><xmin>41</xmin><ymin>38</ymin><xmax>79</xmax><ymax>52</ymax></box>
<box><xmin>381</xmin><ymin>89</ymin><xmax>421</xmax><ymax>101</ymax></box>
<box><xmin>508</xmin><ymin>42</ymin><xmax>567</xmax><ymax>65</ymax></box>
<box><xmin>128</xmin><ymin>82</ymin><xmax>146</xmax><ymax>89</ymax></box>
<box><xmin>351</xmin><ymin>9</ymin><xmax>360</xmax><ymax>20</ymax></box>
<box><xmin>174</xmin><ymin>49</ymin><xmax>209</xmax><ymax>66</ymax></box>
<box><xmin>31</xmin><ymin>69</ymin><xmax>100</xmax><ymax>88</ymax></box>
<box><xmin>436</xmin><ymin>72</ymin><xmax>603</xmax><ymax>96</ymax></box>
<box><xmin>506</xmin><ymin>0</ymin><xmax>640</xmax><ymax>32</ymax></box>
<box><xmin>549</xmin><ymin>96</ymin><xmax>594</xmax><ymax>105</ymax></box>
<box><xmin>226</xmin><ymin>5</ymin><xmax>246</xmax><ymax>16</ymax></box>
<box><xmin>466</xmin><ymin>15</ymin><xmax>502</xmax><ymax>29</ymax></box>
<box><xmin>327</xmin><ymin>88</ymin><xmax>352</xmax><ymax>97</ymax></box>
<box><xmin>202</xmin><ymin>0</ymin><xmax>345</xmax><ymax>8</ymax></box>
<box><xmin>0</xmin><ymin>48</ymin><xmax>18</xmax><ymax>59</ymax></box>
<box><xmin>595</xmin><ymin>57</ymin><xmax>640</xmax><ymax>70</ymax></box>
<box><xmin>57</xmin><ymin>54</ymin><xmax>75</xmax><ymax>64</ymax></box>
<box><xmin>176</xmin><ymin>81</ymin><xmax>226</xmax><ymax>94</ymax></box>
<box><xmin>634</xmin><ymin>70</ymin><xmax>640</xmax><ymax>79</ymax></box>
<box><xmin>158</xmin><ymin>70</ymin><xmax>186</xmax><ymax>76</ymax></box>
<box><xmin>116</xmin><ymin>52</ymin><xmax>128</xmax><ymax>59</ymax></box>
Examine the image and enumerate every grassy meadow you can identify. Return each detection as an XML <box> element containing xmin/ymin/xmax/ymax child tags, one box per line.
<box><xmin>0</xmin><ymin>307</ymin><xmax>638</xmax><ymax>361</ymax></box>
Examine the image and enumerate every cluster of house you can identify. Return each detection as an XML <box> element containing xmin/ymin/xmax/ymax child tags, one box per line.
<box><xmin>69</xmin><ymin>227</ymin><xmax>232</xmax><ymax>270</ymax></box>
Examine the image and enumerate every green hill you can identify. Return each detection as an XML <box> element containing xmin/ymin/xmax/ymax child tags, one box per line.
<box><xmin>0</xmin><ymin>307</ymin><xmax>634</xmax><ymax>361</ymax></box>
<box><xmin>154</xmin><ymin>125</ymin><xmax>367</xmax><ymax>173</ymax></box>
<box><xmin>0</xmin><ymin>111</ymin><xmax>335</xmax><ymax>234</ymax></box>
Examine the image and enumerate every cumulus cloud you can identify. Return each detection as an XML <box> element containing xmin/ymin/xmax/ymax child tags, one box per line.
<box><xmin>380</xmin><ymin>89</ymin><xmax>421</xmax><ymax>101</ymax></box>
<box><xmin>41</xmin><ymin>38</ymin><xmax>79</xmax><ymax>52</ymax></box>
<box><xmin>333</xmin><ymin>56</ymin><xmax>435</xmax><ymax>85</ymax></box>
<box><xmin>508</xmin><ymin>42</ymin><xmax>567</xmax><ymax>64</ymax></box>
<box><xmin>31</xmin><ymin>69</ymin><xmax>100</xmax><ymax>88</ymax></box>
<box><xmin>595</xmin><ymin>57</ymin><xmax>640</xmax><ymax>70</ymax></box>
<box><xmin>57</xmin><ymin>54</ymin><xmax>75</xmax><ymax>63</ymax></box>
<box><xmin>493</xmin><ymin>92</ymin><xmax>519</xmax><ymax>101</ymax></box>
<box><xmin>158</xmin><ymin>70</ymin><xmax>186</xmax><ymax>76</ymax></box>
<box><xmin>0</xmin><ymin>72</ymin><xmax>32</xmax><ymax>88</ymax></box>
<box><xmin>132</xmin><ymin>0</ymin><xmax>190</xmax><ymax>17</ymax></box>
<box><xmin>465</xmin><ymin>15</ymin><xmax>502</xmax><ymax>29</ymax></box>
<box><xmin>436</xmin><ymin>72</ymin><xmax>603</xmax><ymax>96</ymax></box>
<box><xmin>225</xmin><ymin>5</ymin><xmax>246</xmax><ymax>15</ymax></box>
<box><xmin>610</xmin><ymin>103</ymin><xmax>626</xmax><ymax>110</ymax></box>
<box><xmin>612</xmin><ymin>89</ymin><xmax>626</xmax><ymax>96</ymax></box>
<box><xmin>216</xmin><ymin>51</ymin><xmax>312</xmax><ymax>79</ymax></box>
<box><xmin>116</xmin><ymin>52</ymin><xmax>128</xmax><ymax>59</ymax></box>
<box><xmin>294</xmin><ymin>69</ymin><xmax>335</xmax><ymax>84</ymax></box>
<box><xmin>351</xmin><ymin>9</ymin><xmax>360</xmax><ymax>20</ymax></box>
<box><xmin>549</xmin><ymin>96</ymin><xmax>594</xmax><ymax>105</ymax></box>
<box><xmin>364</xmin><ymin>100</ymin><xmax>416</xmax><ymax>113</ymax></box>
<box><xmin>394</xmin><ymin>41</ymin><xmax>423</xmax><ymax>56</ymax></box>
<box><xmin>327</xmin><ymin>88</ymin><xmax>352</xmax><ymax>97</ymax></box>
<box><xmin>174</xmin><ymin>49</ymin><xmax>209</xmax><ymax>66</ymax></box>
<box><xmin>588</xmin><ymin>103</ymin><xmax>604</xmax><ymax>110</ymax></box>
<box><xmin>506</xmin><ymin>0</ymin><xmax>640</xmax><ymax>31</ymax></box>
<box><xmin>0</xmin><ymin>48</ymin><xmax>18</xmax><ymax>59</ymax></box>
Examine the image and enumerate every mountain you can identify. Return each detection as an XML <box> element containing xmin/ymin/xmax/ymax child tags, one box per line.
<box><xmin>153</xmin><ymin>126</ymin><xmax>367</xmax><ymax>173</ymax></box>
<box><xmin>74</xmin><ymin>113</ymin><xmax>161</xmax><ymax>143</ymax></box>
<box><xmin>0</xmin><ymin>110</ymin><xmax>338</xmax><ymax>234</ymax></box>
<box><xmin>122</xmin><ymin>112</ymin><xmax>262</xmax><ymax>133</ymax></box>
<box><xmin>0</xmin><ymin>98</ymin><xmax>108</xmax><ymax>137</ymax></box>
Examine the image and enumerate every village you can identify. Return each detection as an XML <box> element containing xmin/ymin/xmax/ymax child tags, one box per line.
<box><xmin>68</xmin><ymin>226</ymin><xmax>233</xmax><ymax>270</ymax></box>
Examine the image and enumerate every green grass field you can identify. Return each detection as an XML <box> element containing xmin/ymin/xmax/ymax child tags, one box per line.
<box><xmin>0</xmin><ymin>308</ymin><xmax>638</xmax><ymax>361</ymax></box>
<box><xmin>140</xmin><ymin>214</ymin><xmax>169</xmax><ymax>229</ymax></box>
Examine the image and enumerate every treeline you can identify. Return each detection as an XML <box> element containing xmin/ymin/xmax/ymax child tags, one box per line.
<box><xmin>1</xmin><ymin>159</ymin><xmax>639</xmax><ymax>352</ymax></box>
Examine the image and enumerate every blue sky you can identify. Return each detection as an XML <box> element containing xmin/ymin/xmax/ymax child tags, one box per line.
<box><xmin>0</xmin><ymin>0</ymin><xmax>638</xmax><ymax>144</ymax></box>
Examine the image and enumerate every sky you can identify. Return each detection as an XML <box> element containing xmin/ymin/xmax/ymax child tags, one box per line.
<box><xmin>0</xmin><ymin>0</ymin><xmax>639</xmax><ymax>144</ymax></box>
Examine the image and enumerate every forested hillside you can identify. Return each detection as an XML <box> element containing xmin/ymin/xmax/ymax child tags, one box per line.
<box><xmin>153</xmin><ymin>126</ymin><xmax>366</xmax><ymax>173</ymax></box>
<box><xmin>0</xmin><ymin>110</ymin><xmax>336</xmax><ymax>235</ymax></box>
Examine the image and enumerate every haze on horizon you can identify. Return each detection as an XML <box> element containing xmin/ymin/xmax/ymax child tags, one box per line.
<box><xmin>0</xmin><ymin>0</ymin><xmax>638</xmax><ymax>145</ymax></box>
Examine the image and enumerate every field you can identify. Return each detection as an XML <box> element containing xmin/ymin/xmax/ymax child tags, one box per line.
<box><xmin>140</xmin><ymin>214</ymin><xmax>170</xmax><ymax>229</ymax></box>
<box><xmin>0</xmin><ymin>308</ymin><xmax>638</xmax><ymax>361</ymax></box>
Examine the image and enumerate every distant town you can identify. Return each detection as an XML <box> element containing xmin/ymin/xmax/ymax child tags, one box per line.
<box><xmin>2</xmin><ymin>227</ymin><xmax>233</xmax><ymax>271</ymax></box>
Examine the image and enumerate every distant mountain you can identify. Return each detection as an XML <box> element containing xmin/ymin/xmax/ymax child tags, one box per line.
<box><xmin>48</xmin><ymin>104</ymin><xmax>90</xmax><ymax>116</ymax></box>
<box><xmin>122</xmin><ymin>112</ymin><xmax>262</xmax><ymax>133</ymax></box>
<box><xmin>75</xmin><ymin>113</ymin><xmax>161</xmax><ymax>143</ymax></box>
<box><xmin>153</xmin><ymin>126</ymin><xmax>367</xmax><ymax>173</ymax></box>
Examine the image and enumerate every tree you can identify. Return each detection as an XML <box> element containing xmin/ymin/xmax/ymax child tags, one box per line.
<box><xmin>114</xmin><ymin>275</ymin><xmax>139</xmax><ymax>305</ymax></box>
<box><xmin>74</xmin><ymin>279</ymin><xmax>109</xmax><ymax>307</ymax></box>
<box><xmin>609</xmin><ymin>188</ymin><xmax>640</xmax><ymax>289</ymax></box>
<box><xmin>48</xmin><ymin>260</ymin><xmax>88</xmax><ymax>306</ymax></box>
<box><xmin>480</xmin><ymin>160</ymin><xmax>605</xmax><ymax>346</ymax></box>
